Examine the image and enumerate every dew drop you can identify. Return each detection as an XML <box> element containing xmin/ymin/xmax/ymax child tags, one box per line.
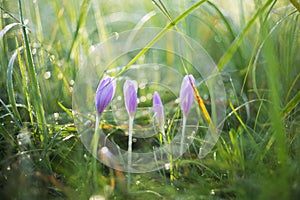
<box><xmin>70</xmin><ymin>79</ymin><xmax>75</xmax><ymax>86</ymax></box>
<box><xmin>24</xmin><ymin>19</ymin><xmax>29</xmax><ymax>25</ymax></box>
<box><xmin>50</xmin><ymin>55</ymin><xmax>55</xmax><ymax>62</ymax></box>
<box><xmin>112</xmin><ymin>32</ymin><xmax>119</xmax><ymax>40</ymax></box>
<box><xmin>44</xmin><ymin>71</ymin><xmax>51</xmax><ymax>79</ymax></box>
<box><xmin>32</xmin><ymin>48</ymin><xmax>37</xmax><ymax>55</ymax></box>
<box><xmin>54</xmin><ymin>113</ymin><xmax>59</xmax><ymax>120</ymax></box>
<box><xmin>140</xmin><ymin>96</ymin><xmax>146</xmax><ymax>102</ymax></box>
<box><xmin>101</xmin><ymin>147</ymin><xmax>109</xmax><ymax>154</ymax></box>
<box><xmin>146</xmin><ymin>93</ymin><xmax>152</xmax><ymax>99</ymax></box>
<box><xmin>89</xmin><ymin>45</ymin><xmax>95</xmax><ymax>52</ymax></box>
<box><xmin>139</xmin><ymin>82</ymin><xmax>146</xmax><ymax>89</ymax></box>
<box><xmin>117</xmin><ymin>96</ymin><xmax>122</xmax><ymax>101</ymax></box>
<box><xmin>3</xmin><ymin>13</ymin><xmax>9</xmax><ymax>18</ymax></box>
<box><xmin>57</xmin><ymin>73</ymin><xmax>63</xmax><ymax>80</ymax></box>
<box><xmin>203</xmin><ymin>94</ymin><xmax>209</xmax><ymax>100</ymax></box>
<box><xmin>165</xmin><ymin>163</ymin><xmax>170</xmax><ymax>170</ymax></box>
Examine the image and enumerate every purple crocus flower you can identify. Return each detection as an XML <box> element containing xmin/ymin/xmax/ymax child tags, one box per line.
<box><xmin>123</xmin><ymin>80</ymin><xmax>138</xmax><ymax>117</ymax></box>
<box><xmin>179</xmin><ymin>75</ymin><xmax>195</xmax><ymax>117</ymax></box>
<box><xmin>95</xmin><ymin>75</ymin><xmax>116</xmax><ymax>116</ymax></box>
<box><xmin>153</xmin><ymin>91</ymin><xmax>164</xmax><ymax>127</ymax></box>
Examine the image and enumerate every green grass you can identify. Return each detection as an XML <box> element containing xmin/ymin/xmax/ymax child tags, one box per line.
<box><xmin>1</xmin><ymin>0</ymin><xmax>300</xmax><ymax>199</ymax></box>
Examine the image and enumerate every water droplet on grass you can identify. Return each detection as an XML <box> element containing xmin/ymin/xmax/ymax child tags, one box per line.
<box><xmin>203</xmin><ymin>94</ymin><xmax>209</xmax><ymax>100</ymax></box>
<box><xmin>32</xmin><ymin>48</ymin><xmax>37</xmax><ymax>55</ymax></box>
<box><xmin>146</xmin><ymin>93</ymin><xmax>152</xmax><ymax>99</ymax></box>
<box><xmin>70</xmin><ymin>80</ymin><xmax>75</xmax><ymax>85</ymax></box>
<box><xmin>44</xmin><ymin>71</ymin><xmax>51</xmax><ymax>79</ymax></box>
<box><xmin>112</xmin><ymin>32</ymin><xmax>119</xmax><ymax>40</ymax></box>
<box><xmin>24</xmin><ymin>19</ymin><xmax>29</xmax><ymax>25</ymax></box>
<box><xmin>140</xmin><ymin>96</ymin><xmax>146</xmax><ymax>102</ymax></box>
<box><xmin>50</xmin><ymin>55</ymin><xmax>55</xmax><ymax>62</ymax></box>
<box><xmin>57</xmin><ymin>73</ymin><xmax>63</xmax><ymax>79</ymax></box>
<box><xmin>54</xmin><ymin>113</ymin><xmax>59</xmax><ymax>120</ymax></box>
<box><xmin>165</xmin><ymin>163</ymin><xmax>170</xmax><ymax>170</ymax></box>
<box><xmin>3</xmin><ymin>13</ymin><xmax>9</xmax><ymax>18</ymax></box>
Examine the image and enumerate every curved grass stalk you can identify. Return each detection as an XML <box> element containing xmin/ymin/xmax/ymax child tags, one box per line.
<box><xmin>7</xmin><ymin>47</ymin><xmax>23</xmax><ymax>127</ymax></box>
<box><xmin>217</xmin><ymin>0</ymin><xmax>276</xmax><ymax>71</ymax></box>
<box><xmin>115</xmin><ymin>0</ymin><xmax>209</xmax><ymax>78</ymax></box>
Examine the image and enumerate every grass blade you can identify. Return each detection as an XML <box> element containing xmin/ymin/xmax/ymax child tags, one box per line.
<box><xmin>67</xmin><ymin>0</ymin><xmax>90</xmax><ymax>61</ymax></box>
<box><xmin>7</xmin><ymin>47</ymin><xmax>23</xmax><ymax>126</ymax></box>
<box><xmin>0</xmin><ymin>22</ymin><xmax>20</xmax><ymax>40</ymax></box>
<box><xmin>217</xmin><ymin>0</ymin><xmax>275</xmax><ymax>71</ymax></box>
<box><xmin>115</xmin><ymin>0</ymin><xmax>209</xmax><ymax>78</ymax></box>
<box><xmin>18</xmin><ymin>0</ymin><xmax>47</xmax><ymax>142</ymax></box>
<box><xmin>0</xmin><ymin>97</ymin><xmax>21</xmax><ymax>129</ymax></box>
<box><xmin>282</xmin><ymin>91</ymin><xmax>300</xmax><ymax>119</ymax></box>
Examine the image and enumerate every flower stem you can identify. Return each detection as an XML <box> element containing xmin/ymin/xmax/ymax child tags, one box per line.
<box><xmin>180</xmin><ymin>116</ymin><xmax>187</xmax><ymax>156</ymax></box>
<box><xmin>92</xmin><ymin>114</ymin><xmax>100</xmax><ymax>155</ymax></box>
<box><xmin>92</xmin><ymin>114</ymin><xmax>101</xmax><ymax>189</ymax></box>
<box><xmin>127</xmin><ymin>116</ymin><xmax>134</xmax><ymax>189</ymax></box>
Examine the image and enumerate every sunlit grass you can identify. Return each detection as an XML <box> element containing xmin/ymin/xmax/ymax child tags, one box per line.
<box><xmin>1</xmin><ymin>0</ymin><xmax>300</xmax><ymax>199</ymax></box>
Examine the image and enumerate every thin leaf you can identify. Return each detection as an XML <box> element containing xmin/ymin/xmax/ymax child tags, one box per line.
<box><xmin>7</xmin><ymin>47</ymin><xmax>23</xmax><ymax>126</ymax></box>
<box><xmin>282</xmin><ymin>91</ymin><xmax>300</xmax><ymax>119</ymax></box>
<box><xmin>67</xmin><ymin>0</ymin><xmax>91</xmax><ymax>61</ymax></box>
<box><xmin>217</xmin><ymin>0</ymin><xmax>275</xmax><ymax>71</ymax></box>
<box><xmin>18</xmin><ymin>0</ymin><xmax>48</xmax><ymax>142</ymax></box>
<box><xmin>0</xmin><ymin>98</ymin><xmax>21</xmax><ymax>129</ymax></box>
<box><xmin>115</xmin><ymin>0</ymin><xmax>209</xmax><ymax>78</ymax></box>
<box><xmin>0</xmin><ymin>22</ymin><xmax>20</xmax><ymax>40</ymax></box>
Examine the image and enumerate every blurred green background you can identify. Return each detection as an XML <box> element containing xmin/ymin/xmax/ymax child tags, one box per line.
<box><xmin>0</xmin><ymin>0</ymin><xmax>299</xmax><ymax>199</ymax></box>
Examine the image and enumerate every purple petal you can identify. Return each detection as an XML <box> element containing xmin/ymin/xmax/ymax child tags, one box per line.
<box><xmin>153</xmin><ymin>91</ymin><xmax>164</xmax><ymax>125</ymax></box>
<box><xmin>124</xmin><ymin>80</ymin><xmax>137</xmax><ymax>117</ymax></box>
<box><xmin>179</xmin><ymin>75</ymin><xmax>195</xmax><ymax>117</ymax></box>
<box><xmin>95</xmin><ymin>76</ymin><xmax>116</xmax><ymax>115</ymax></box>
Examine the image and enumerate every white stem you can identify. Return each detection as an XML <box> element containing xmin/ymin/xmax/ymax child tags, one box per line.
<box><xmin>127</xmin><ymin>116</ymin><xmax>134</xmax><ymax>189</ymax></box>
<box><xmin>92</xmin><ymin>114</ymin><xmax>100</xmax><ymax>187</ymax></box>
<box><xmin>180</xmin><ymin>116</ymin><xmax>187</xmax><ymax>156</ymax></box>
<box><xmin>92</xmin><ymin>114</ymin><xmax>101</xmax><ymax>156</ymax></box>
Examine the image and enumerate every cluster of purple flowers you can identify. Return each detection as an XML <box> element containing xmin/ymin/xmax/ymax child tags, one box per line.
<box><xmin>95</xmin><ymin>74</ymin><xmax>195</xmax><ymax>121</ymax></box>
<box><xmin>95</xmin><ymin>74</ymin><xmax>196</xmax><ymax>175</ymax></box>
